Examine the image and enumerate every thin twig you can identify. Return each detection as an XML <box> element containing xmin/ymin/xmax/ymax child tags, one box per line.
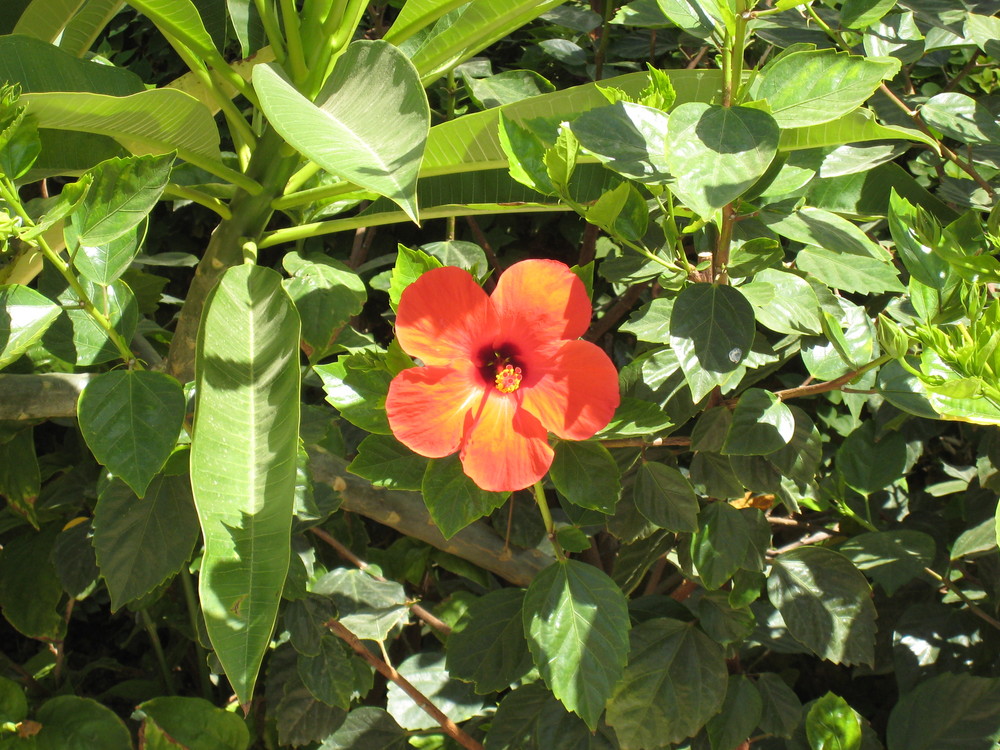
<box><xmin>327</xmin><ymin>619</ymin><xmax>485</xmax><ymax>750</ymax></box>
<box><xmin>924</xmin><ymin>566</ymin><xmax>1000</xmax><ymax>631</ymax></box>
<box><xmin>464</xmin><ymin>216</ymin><xmax>502</xmax><ymax>290</ymax></box>
<box><xmin>586</xmin><ymin>282</ymin><xmax>649</xmax><ymax>342</ymax></box>
<box><xmin>310</xmin><ymin>527</ymin><xmax>452</xmax><ymax>635</ymax></box>
<box><xmin>601</xmin><ymin>435</ymin><xmax>691</xmax><ymax>449</ymax></box>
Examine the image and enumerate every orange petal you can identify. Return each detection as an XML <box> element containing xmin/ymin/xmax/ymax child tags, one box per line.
<box><xmin>460</xmin><ymin>390</ymin><xmax>554</xmax><ymax>492</ymax></box>
<box><xmin>386</xmin><ymin>365</ymin><xmax>484</xmax><ymax>458</ymax></box>
<box><xmin>491</xmin><ymin>259</ymin><xmax>592</xmax><ymax>345</ymax></box>
<box><xmin>395</xmin><ymin>266</ymin><xmax>497</xmax><ymax>366</ymax></box>
<box><xmin>519</xmin><ymin>340</ymin><xmax>620</xmax><ymax>440</ymax></box>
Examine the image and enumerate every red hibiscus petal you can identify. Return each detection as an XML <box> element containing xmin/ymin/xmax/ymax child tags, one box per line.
<box><xmin>491</xmin><ymin>259</ymin><xmax>592</xmax><ymax>345</ymax></box>
<box><xmin>460</xmin><ymin>390</ymin><xmax>554</xmax><ymax>492</ymax></box>
<box><xmin>395</xmin><ymin>266</ymin><xmax>497</xmax><ymax>366</ymax></box>
<box><xmin>386</xmin><ymin>365</ymin><xmax>484</xmax><ymax>458</ymax></box>
<box><xmin>519</xmin><ymin>339</ymin><xmax>621</xmax><ymax>440</ymax></box>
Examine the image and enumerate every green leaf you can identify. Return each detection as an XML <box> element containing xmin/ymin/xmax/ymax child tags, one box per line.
<box><xmin>348</xmin><ymin>434</ymin><xmax>428</xmax><ymax>491</ymax></box>
<box><xmin>314</xmin><ymin>354</ymin><xmax>392</xmax><ymax>434</ymax></box>
<box><xmin>127</xmin><ymin>0</ymin><xmax>220</xmax><ymax>60</ymax></box>
<box><xmin>723</xmin><ymin>389</ymin><xmax>796</xmax><ymax>456</ymax></box>
<box><xmin>420</xmin><ymin>240</ymin><xmax>488</xmax><ymax>277</ymax></box>
<box><xmin>755</xmin><ymin>49</ymin><xmax>900</xmax><ymax>128</ymax></box>
<box><xmin>807</xmin><ymin>692</ymin><xmax>862</xmax><ymax>750</ymax></box>
<box><xmin>691</xmin><ymin>502</ymin><xmax>749</xmax><ymax>589</ymax></box>
<box><xmin>312</xmin><ymin>568</ymin><xmax>409</xmax><ymax>641</ymax></box>
<box><xmin>549</xmin><ymin>440</ymin><xmax>621</xmax><ymax>514</ymax></box>
<box><xmin>30</xmin><ymin>696</ymin><xmax>131</xmax><ymax>749</ymax></box>
<box><xmin>740</xmin><ymin>268</ymin><xmax>823</xmax><ymax>336</ymax></box>
<box><xmin>422</xmin><ymin>454</ymin><xmax>509</xmax><ymax>539</ymax></box>
<box><xmin>71</xmin><ymin>152</ymin><xmax>172</xmax><ymax>249</ymax></box>
<box><xmin>761</xmin><ymin>205</ymin><xmax>889</xmax><ymax>261</ymax></box>
<box><xmin>633</xmin><ymin>461</ymin><xmax>698</xmax><ymax>532</ymax></box>
<box><xmin>0</xmin><ymin>675</ymin><xmax>27</xmax><ymax>724</ymax></box>
<box><xmin>837</xmin><ymin>423</ymin><xmax>907</xmax><ymax>495</ymax></box>
<box><xmin>886</xmin><ymin>673</ymin><xmax>1000</xmax><ymax>750</ymax></box>
<box><xmin>68</xmin><ymin>220</ymin><xmax>146</xmax><ymax>287</ymax></box>
<box><xmin>298</xmin><ymin>636</ymin><xmax>373</xmax><ymax>709</ymax></box>
<box><xmin>281</xmin><ymin>251</ymin><xmax>366</xmax><ymax>358</ymax></box>
<box><xmin>838</xmin><ymin>530</ymin><xmax>935</xmax><ymax>595</ymax></box>
<box><xmin>466</xmin><ymin>69</ymin><xmax>555</xmax><ymax>109</ymax></box>
<box><xmin>655</xmin><ymin>0</ymin><xmax>717</xmax><ymax>36</ymax></box>
<box><xmin>756</xmin><ymin>672</ymin><xmax>803</xmax><ymax>738</ymax></box>
<box><xmin>93</xmin><ymin>474</ymin><xmax>200</xmax><ymax>611</ymax></box>
<box><xmin>605</xmin><ymin>618</ymin><xmax>728</xmax><ymax>747</ymax></box>
<box><xmin>0</xmin><ymin>525</ymin><xmax>65</xmax><ymax>641</ymax></box>
<box><xmin>570</xmin><ymin>102</ymin><xmax>670</xmax><ymax>183</ymax></box>
<box><xmin>888</xmin><ymin>191</ymin><xmax>949</xmax><ymax>289</ymax></box>
<box><xmin>841</xmin><ymin>0</ymin><xmax>897</xmax><ymax>29</ymax></box>
<box><xmin>707</xmin><ymin>675</ymin><xmax>763</xmax><ymax>750</ymax></box>
<box><xmin>389</xmin><ymin>243</ymin><xmax>443</xmax><ymax>311</ymax></box>
<box><xmin>53</xmin><ymin>520</ymin><xmax>99</xmax><ymax>600</ymax></box>
<box><xmin>446</xmin><ymin>588</ymin><xmax>532</xmax><ymax>694</ymax></box>
<box><xmin>317</xmin><ymin>707</ymin><xmax>408</xmax><ymax>750</ymax></box>
<box><xmin>191</xmin><ymin>264</ymin><xmax>301</xmax><ymax>706</ymax></box>
<box><xmin>253</xmin><ymin>41</ymin><xmax>429</xmax><ymax>223</ymax></box>
<box><xmin>21</xmin><ymin>88</ymin><xmax>221</xmax><ymax>163</ymax></box>
<box><xmin>595</xmin><ymin>396</ymin><xmax>674</xmax><ymax>438</ymax></box>
<box><xmin>665</xmin><ymin>103</ymin><xmax>779</xmax><ymax>218</ymax></box>
<box><xmin>920</xmin><ymin>93</ymin><xmax>1000</xmax><ymax>147</ymax></box>
<box><xmin>385</xmin><ymin>651</ymin><xmax>484</xmax><ymax>730</ymax></box>
<box><xmin>43</xmin><ymin>278</ymin><xmax>137</xmax><ymax>366</ymax></box>
<box><xmin>523</xmin><ymin>559</ymin><xmax>630</xmax><ymax>729</ymax></box>
<box><xmin>78</xmin><ymin>370</ymin><xmax>185</xmax><ymax>498</ymax></box>
<box><xmin>796</xmin><ymin>246</ymin><xmax>905</xmax><ymax>294</ymax></box>
<box><xmin>0</xmin><ymin>34</ymin><xmax>143</xmax><ymax>95</ymax></box>
<box><xmin>768</xmin><ymin>547</ymin><xmax>876</xmax><ymax>667</ymax></box>
<box><xmin>0</xmin><ymin>284</ymin><xmax>61</xmax><ymax>370</ymax></box>
<box><xmin>694</xmin><ymin>591</ymin><xmax>756</xmax><ymax>646</ymax></box>
<box><xmin>485</xmin><ymin>682</ymin><xmax>619</xmax><ymax>750</ymax></box>
<box><xmin>135</xmin><ymin>696</ymin><xmax>251</xmax><ymax>750</ymax></box>
<box><xmin>670</xmin><ymin>283</ymin><xmax>755</xmax><ymax>400</ymax></box>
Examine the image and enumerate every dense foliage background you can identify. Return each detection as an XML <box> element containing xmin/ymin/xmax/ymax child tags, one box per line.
<box><xmin>1</xmin><ymin>0</ymin><xmax>1000</xmax><ymax>748</ymax></box>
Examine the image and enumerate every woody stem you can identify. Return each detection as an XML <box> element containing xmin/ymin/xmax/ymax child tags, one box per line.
<box><xmin>532</xmin><ymin>481</ymin><xmax>565</xmax><ymax>560</ymax></box>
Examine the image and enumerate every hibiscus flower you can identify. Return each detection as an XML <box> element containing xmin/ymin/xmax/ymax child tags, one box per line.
<box><xmin>386</xmin><ymin>259</ymin><xmax>620</xmax><ymax>492</ymax></box>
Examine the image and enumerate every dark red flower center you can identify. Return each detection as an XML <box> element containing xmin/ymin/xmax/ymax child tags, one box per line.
<box><xmin>478</xmin><ymin>345</ymin><xmax>524</xmax><ymax>393</ymax></box>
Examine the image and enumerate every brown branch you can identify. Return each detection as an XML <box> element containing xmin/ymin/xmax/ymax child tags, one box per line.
<box><xmin>309</xmin><ymin>526</ymin><xmax>451</xmax><ymax>635</ymax></box>
<box><xmin>463</xmin><ymin>216</ymin><xmax>502</xmax><ymax>290</ymax></box>
<box><xmin>601</xmin><ymin>435</ymin><xmax>691</xmax><ymax>449</ymax></box>
<box><xmin>924</xmin><ymin>566</ymin><xmax>1000</xmax><ymax>631</ymax></box>
<box><xmin>586</xmin><ymin>282</ymin><xmax>649</xmax><ymax>342</ymax></box>
<box><xmin>327</xmin><ymin>619</ymin><xmax>485</xmax><ymax>750</ymax></box>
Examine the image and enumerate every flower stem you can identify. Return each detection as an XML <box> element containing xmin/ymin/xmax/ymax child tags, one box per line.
<box><xmin>532</xmin><ymin>481</ymin><xmax>565</xmax><ymax>561</ymax></box>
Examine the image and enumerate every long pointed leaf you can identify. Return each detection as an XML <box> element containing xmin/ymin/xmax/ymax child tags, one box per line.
<box><xmin>13</xmin><ymin>0</ymin><xmax>84</xmax><ymax>43</ymax></box>
<box><xmin>191</xmin><ymin>264</ymin><xmax>301</xmax><ymax>706</ymax></box>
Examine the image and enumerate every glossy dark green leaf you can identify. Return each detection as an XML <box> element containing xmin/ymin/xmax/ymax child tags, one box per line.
<box><xmin>605</xmin><ymin>617</ymin><xmax>728</xmax><ymax>747</ymax></box>
<box><xmin>348</xmin><ymin>434</ymin><xmax>428</xmax><ymax>491</ymax></box>
<box><xmin>670</xmin><ymin>283</ymin><xmax>755</xmax><ymax>401</ymax></box>
<box><xmin>422</xmin><ymin>454</ymin><xmax>509</xmax><ymax>539</ymax></box>
<box><xmin>0</xmin><ymin>675</ymin><xmax>27</xmax><ymax>725</ymax></box>
<box><xmin>841</xmin><ymin>0</ymin><xmax>897</xmax><ymax>28</ymax></box>
<box><xmin>571</xmin><ymin>101</ymin><xmax>671</xmax><ymax>183</ymax></box>
<box><xmin>921</xmin><ymin>93</ymin><xmax>1000</xmax><ymax>147</ymax></box>
<box><xmin>665</xmin><ymin>103</ymin><xmax>779</xmax><ymax>217</ymax></box>
<box><xmin>768</xmin><ymin>405</ymin><xmax>822</xmax><ymax>487</ymax></box>
<box><xmin>807</xmin><ymin>692</ymin><xmax>862</xmax><ymax>750</ymax></box>
<box><xmin>768</xmin><ymin>547</ymin><xmax>876</xmax><ymax>667</ymax></box>
<box><xmin>550</xmin><ymin>440</ymin><xmax>621</xmax><ymax>514</ymax></box>
<box><xmin>318</xmin><ymin>707</ymin><xmax>409</xmax><ymax>750</ymax></box>
<box><xmin>446</xmin><ymin>588</ymin><xmax>532</xmax><ymax>694</ymax></box>
<box><xmin>690</xmin><ymin>451</ymin><xmax>745</xmax><ymax>499</ymax></box>
<box><xmin>595</xmin><ymin>396</ymin><xmax>674</xmax><ymax>438</ymax></box>
<box><xmin>282</xmin><ymin>251</ymin><xmax>366</xmax><ymax>358</ymax></box>
<box><xmin>523</xmin><ymin>559</ymin><xmax>630</xmax><ymax>729</ymax></box>
<box><xmin>756</xmin><ymin>49</ymin><xmax>900</xmax><ymax>127</ymax></box>
<box><xmin>691</xmin><ymin>501</ymin><xmax>748</xmax><ymax>589</ymax></box>
<box><xmin>135</xmin><ymin>696</ymin><xmax>250</xmax><ymax>750</ymax></box>
<box><xmin>385</xmin><ymin>651</ymin><xmax>484</xmax><ymax>730</ymax></box>
<box><xmin>620</xmin><ymin>298</ymin><xmax>674</xmax><ymax>343</ymax></box>
<box><xmin>836</xmin><ymin>423</ymin><xmax>907</xmax><ymax>495</ymax></box>
<box><xmin>741</xmin><ymin>268</ymin><xmax>823</xmax><ymax>336</ymax></box>
<box><xmin>756</xmin><ymin>672</ymin><xmax>803</xmax><ymax>738</ymax></box>
<box><xmin>266</xmin><ymin>644</ymin><xmax>347</xmax><ymax>747</ymax></box>
<box><xmin>298</xmin><ymin>635</ymin><xmax>373</xmax><ymax>709</ymax></box>
<box><xmin>0</xmin><ymin>284</ymin><xmax>61</xmax><ymax>370</ymax></box>
<box><xmin>52</xmin><ymin>520</ymin><xmax>99</xmax><ymax>600</ymax></box>
<box><xmin>71</xmin><ymin>153</ymin><xmax>171</xmax><ymax>249</ymax></box>
<box><xmin>887</xmin><ymin>672</ymin><xmax>1000</xmax><ymax>750</ymax></box>
<box><xmin>312</xmin><ymin>568</ymin><xmax>409</xmax><ymax>641</ymax></box>
<box><xmin>707</xmin><ymin>675</ymin><xmax>762</xmax><ymax>750</ymax></box>
<box><xmin>0</xmin><ymin>427</ymin><xmax>39</xmax><ymax>527</ymax></box>
<box><xmin>761</xmin><ymin>205</ymin><xmax>889</xmax><ymax>261</ymax></box>
<box><xmin>78</xmin><ymin>370</ymin><xmax>185</xmax><ymax>498</ymax></box>
<box><xmin>420</xmin><ymin>240</ymin><xmax>489</xmax><ymax>278</ymax></box>
<box><xmin>0</xmin><ymin>525</ymin><xmax>65</xmax><ymax>641</ymax></box>
<box><xmin>467</xmin><ymin>69</ymin><xmax>555</xmax><ymax>108</ymax></box>
<box><xmin>838</xmin><ymin>530</ymin><xmax>935</xmax><ymax>595</ymax></box>
<box><xmin>723</xmin><ymin>389</ymin><xmax>796</xmax><ymax>456</ymax></box>
<box><xmin>30</xmin><ymin>696</ymin><xmax>131</xmax><ymax>749</ymax></box>
<box><xmin>694</xmin><ymin>591</ymin><xmax>755</xmax><ymax>646</ymax></box>
<box><xmin>93</xmin><ymin>474</ymin><xmax>200</xmax><ymax>611</ymax></box>
<box><xmin>634</xmin><ymin>461</ymin><xmax>698</xmax><ymax>532</ymax></box>
<box><xmin>314</xmin><ymin>355</ymin><xmax>393</xmax><ymax>435</ymax></box>
<box><xmin>484</xmin><ymin>682</ymin><xmax>618</xmax><ymax>750</ymax></box>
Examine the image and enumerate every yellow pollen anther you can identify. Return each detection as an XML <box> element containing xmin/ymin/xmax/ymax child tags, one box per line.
<box><xmin>495</xmin><ymin>364</ymin><xmax>522</xmax><ymax>393</ymax></box>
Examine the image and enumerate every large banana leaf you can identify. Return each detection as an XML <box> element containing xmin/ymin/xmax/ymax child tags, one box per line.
<box><xmin>190</xmin><ymin>264</ymin><xmax>301</xmax><ymax>706</ymax></box>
